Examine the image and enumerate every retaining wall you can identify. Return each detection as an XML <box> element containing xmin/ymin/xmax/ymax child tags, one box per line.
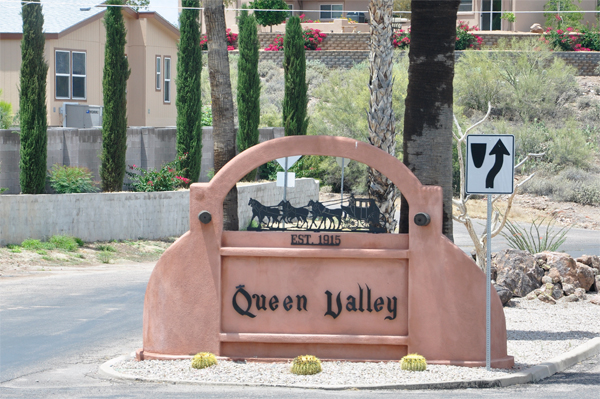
<box><xmin>0</xmin><ymin>178</ymin><xmax>319</xmax><ymax>245</ymax></box>
<box><xmin>0</xmin><ymin>127</ymin><xmax>284</xmax><ymax>194</ymax></box>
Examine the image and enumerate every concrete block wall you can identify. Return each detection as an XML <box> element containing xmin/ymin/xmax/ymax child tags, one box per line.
<box><xmin>258</xmin><ymin>33</ymin><xmax>369</xmax><ymax>51</ymax></box>
<box><xmin>0</xmin><ymin>127</ymin><xmax>285</xmax><ymax>194</ymax></box>
<box><xmin>237</xmin><ymin>178</ymin><xmax>319</xmax><ymax>230</ymax></box>
<box><xmin>0</xmin><ymin>178</ymin><xmax>319</xmax><ymax>245</ymax></box>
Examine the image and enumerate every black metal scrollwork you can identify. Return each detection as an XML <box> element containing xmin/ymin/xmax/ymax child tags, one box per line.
<box><xmin>247</xmin><ymin>194</ymin><xmax>386</xmax><ymax>233</ymax></box>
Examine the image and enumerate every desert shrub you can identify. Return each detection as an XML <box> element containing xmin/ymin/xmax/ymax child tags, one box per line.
<box><xmin>48</xmin><ymin>165</ymin><xmax>97</xmax><ymax>194</ymax></box>
<box><xmin>521</xmin><ymin>167</ymin><xmax>600</xmax><ymax>205</ymax></box>
<box><xmin>544</xmin><ymin>0</ymin><xmax>583</xmax><ymax>29</ymax></box>
<box><xmin>96</xmin><ymin>244</ymin><xmax>116</xmax><ymax>252</ymax></box>
<box><xmin>21</xmin><ymin>239</ymin><xmax>54</xmax><ymax>251</ymax></box>
<box><xmin>454</xmin><ymin>40</ymin><xmax>578</xmax><ymax>121</ymax></box>
<box><xmin>309</xmin><ymin>56</ymin><xmax>409</xmax><ymax>144</ymax></box>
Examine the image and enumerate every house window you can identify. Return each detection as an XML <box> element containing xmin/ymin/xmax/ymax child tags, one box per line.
<box><xmin>55</xmin><ymin>50</ymin><xmax>86</xmax><ymax>100</ymax></box>
<box><xmin>156</xmin><ymin>56</ymin><xmax>161</xmax><ymax>90</ymax></box>
<box><xmin>164</xmin><ymin>57</ymin><xmax>171</xmax><ymax>103</ymax></box>
<box><xmin>320</xmin><ymin>4</ymin><xmax>343</xmax><ymax>19</ymax></box>
<box><xmin>287</xmin><ymin>4</ymin><xmax>293</xmax><ymax>17</ymax></box>
<box><xmin>458</xmin><ymin>0</ymin><xmax>473</xmax><ymax>12</ymax></box>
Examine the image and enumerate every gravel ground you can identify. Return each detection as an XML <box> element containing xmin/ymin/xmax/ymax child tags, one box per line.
<box><xmin>111</xmin><ymin>297</ymin><xmax>600</xmax><ymax>387</ymax></box>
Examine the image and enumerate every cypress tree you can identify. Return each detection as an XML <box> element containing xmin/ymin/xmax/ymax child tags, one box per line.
<box><xmin>176</xmin><ymin>0</ymin><xmax>202</xmax><ymax>182</ymax></box>
<box><xmin>101</xmin><ymin>0</ymin><xmax>130</xmax><ymax>192</ymax></box>
<box><xmin>237</xmin><ymin>8</ymin><xmax>260</xmax><ymax>180</ymax></box>
<box><xmin>19</xmin><ymin>0</ymin><xmax>48</xmax><ymax>194</ymax></box>
<box><xmin>282</xmin><ymin>16</ymin><xmax>308</xmax><ymax>136</ymax></box>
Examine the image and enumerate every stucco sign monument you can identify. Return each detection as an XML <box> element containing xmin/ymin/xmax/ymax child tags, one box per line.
<box><xmin>138</xmin><ymin>136</ymin><xmax>514</xmax><ymax>368</ymax></box>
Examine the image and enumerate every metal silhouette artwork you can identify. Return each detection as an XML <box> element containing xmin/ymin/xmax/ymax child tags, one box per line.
<box><xmin>247</xmin><ymin>194</ymin><xmax>386</xmax><ymax>233</ymax></box>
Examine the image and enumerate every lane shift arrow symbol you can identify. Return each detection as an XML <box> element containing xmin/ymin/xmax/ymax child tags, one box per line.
<box><xmin>486</xmin><ymin>139</ymin><xmax>510</xmax><ymax>189</ymax></box>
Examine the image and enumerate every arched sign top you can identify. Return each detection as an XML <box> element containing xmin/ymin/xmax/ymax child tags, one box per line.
<box><xmin>194</xmin><ymin>136</ymin><xmax>425</xmax><ymax>206</ymax></box>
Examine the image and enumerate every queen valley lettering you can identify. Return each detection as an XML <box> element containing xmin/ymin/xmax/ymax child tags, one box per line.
<box><xmin>232</xmin><ymin>283</ymin><xmax>397</xmax><ymax>321</ymax></box>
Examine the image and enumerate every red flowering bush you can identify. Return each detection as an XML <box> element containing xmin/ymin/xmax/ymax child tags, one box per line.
<box><xmin>299</xmin><ymin>13</ymin><xmax>314</xmax><ymax>23</ymax></box>
<box><xmin>543</xmin><ymin>26</ymin><xmax>593</xmax><ymax>51</ymax></box>
<box><xmin>392</xmin><ymin>22</ymin><xmax>482</xmax><ymax>50</ymax></box>
<box><xmin>392</xmin><ymin>28</ymin><xmax>410</xmax><ymax>50</ymax></box>
<box><xmin>126</xmin><ymin>154</ymin><xmax>191</xmax><ymax>192</ymax></box>
<box><xmin>263</xmin><ymin>29</ymin><xmax>327</xmax><ymax>51</ymax></box>
<box><xmin>200</xmin><ymin>28</ymin><xmax>238</xmax><ymax>51</ymax></box>
<box><xmin>264</xmin><ymin>34</ymin><xmax>284</xmax><ymax>51</ymax></box>
<box><xmin>455</xmin><ymin>21</ymin><xmax>483</xmax><ymax>50</ymax></box>
<box><xmin>303</xmin><ymin>27</ymin><xmax>326</xmax><ymax>50</ymax></box>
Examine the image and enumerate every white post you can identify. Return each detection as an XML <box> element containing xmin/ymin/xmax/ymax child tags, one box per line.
<box><xmin>486</xmin><ymin>193</ymin><xmax>492</xmax><ymax>371</ymax></box>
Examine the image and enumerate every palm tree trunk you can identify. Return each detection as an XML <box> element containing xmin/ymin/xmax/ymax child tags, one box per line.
<box><xmin>367</xmin><ymin>0</ymin><xmax>397</xmax><ymax>233</ymax></box>
<box><xmin>205</xmin><ymin>0</ymin><xmax>238</xmax><ymax>231</ymax></box>
<box><xmin>400</xmin><ymin>0</ymin><xmax>460</xmax><ymax>241</ymax></box>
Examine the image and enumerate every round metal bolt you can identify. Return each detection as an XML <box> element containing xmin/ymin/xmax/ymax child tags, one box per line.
<box><xmin>198</xmin><ymin>211</ymin><xmax>212</xmax><ymax>224</ymax></box>
<box><xmin>414</xmin><ymin>212</ymin><xmax>431</xmax><ymax>226</ymax></box>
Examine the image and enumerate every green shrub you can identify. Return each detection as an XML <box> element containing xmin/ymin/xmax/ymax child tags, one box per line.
<box><xmin>126</xmin><ymin>155</ymin><xmax>191</xmax><ymax>192</ymax></box>
<box><xmin>21</xmin><ymin>239</ymin><xmax>54</xmax><ymax>251</ymax></box>
<box><xmin>96</xmin><ymin>244</ymin><xmax>116</xmax><ymax>252</ymax></box>
<box><xmin>544</xmin><ymin>0</ymin><xmax>583</xmax><ymax>28</ymax></box>
<box><xmin>49</xmin><ymin>235</ymin><xmax>80</xmax><ymax>251</ymax></box>
<box><xmin>0</xmin><ymin>89</ymin><xmax>14</xmax><ymax>129</ymax></box>
<box><xmin>48</xmin><ymin>165</ymin><xmax>97</xmax><ymax>194</ymax></box>
<box><xmin>97</xmin><ymin>251</ymin><xmax>113</xmax><ymax>264</ymax></box>
<box><xmin>201</xmin><ymin>105</ymin><xmax>212</xmax><ymax>126</ymax></box>
<box><xmin>283</xmin><ymin>16</ymin><xmax>308</xmax><ymax>136</ymax></box>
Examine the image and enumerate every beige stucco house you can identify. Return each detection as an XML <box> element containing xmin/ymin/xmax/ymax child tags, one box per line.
<box><xmin>0</xmin><ymin>1</ymin><xmax>180</xmax><ymax>127</ymax></box>
<box><xmin>217</xmin><ymin>0</ymin><xmax>599</xmax><ymax>32</ymax></box>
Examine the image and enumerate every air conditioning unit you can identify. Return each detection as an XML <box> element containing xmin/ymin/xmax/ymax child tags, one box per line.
<box><xmin>62</xmin><ymin>104</ymin><xmax>103</xmax><ymax>128</ymax></box>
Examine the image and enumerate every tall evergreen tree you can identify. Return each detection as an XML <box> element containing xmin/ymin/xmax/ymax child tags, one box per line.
<box><xmin>19</xmin><ymin>0</ymin><xmax>48</xmax><ymax>194</ymax></box>
<box><xmin>101</xmin><ymin>0</ymin><xmax>130</xmax><ymax>192</ymax></box>
<box><xmin>237</xmin><ymin>8</ymin><xmax>260</xmax><ymax>180</ymax></box>
<box><xmin>176</xmin><ymin>0</ymin><xmax>202</xmax><ymax>182</ymax></box>
<box><xmin>282</xmin><ymin>16</ymin><xmax>308</xmax><ymax>136</ymax></box>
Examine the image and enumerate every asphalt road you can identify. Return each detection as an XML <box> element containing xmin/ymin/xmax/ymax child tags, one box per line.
<box><xmin>0</xmin><ymin>223</ymin><xmax>599</xmax><ymax>398</ymax></box>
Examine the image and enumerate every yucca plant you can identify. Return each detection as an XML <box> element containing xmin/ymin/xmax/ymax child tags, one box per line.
<box><xmin>501</xmin><ymin>217</ymin><xmax>571</xmax><ymax>254</ymax></box>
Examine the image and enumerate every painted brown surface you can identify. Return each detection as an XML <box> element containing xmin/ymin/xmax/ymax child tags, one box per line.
<box><xmin>140</xmin><ymin>135</ymin><xmax>514</xmax><ymax>368</ymax></box>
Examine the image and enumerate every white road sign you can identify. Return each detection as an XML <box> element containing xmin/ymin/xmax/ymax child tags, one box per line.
<box><xmin>276</xmin><ymin>156</ymin><xmax>302</xmax><ymax>171</ymax></box>
<box><xmin>336</xmin><ymin>157</ymin><xmax>350</xmax><ymax>168</ymax></box>
<box><xmin>466</xmin><ymin>135</ymin><xmax>515</xmax><ymax>195</ymax></box>
<box><xmin>276</xmin><ymin>172</ymin><xmax>295</xmax><ymax>187</ymax></box>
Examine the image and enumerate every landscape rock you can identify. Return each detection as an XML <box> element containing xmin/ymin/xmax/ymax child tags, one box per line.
<box><xmin>563</xmin><ymin>295</ymin><xmax>579</xmax><ymax>303</ymax></box>
<box><xmin>576</xmin><ymin>255</ymin><xmax>600</xmax><ymax>271</ymax></box>
<box><xmin>548</xmin><ymin>267</ymin><xmax>562</xmax><ymax>284</ymax></box>
<box><xmin>596</xmin><ymin>275</ymin><xmax>600</xmax><ymax>292</ymax></box>
<box><xmin>590</xmin><ymin>295</ymin><xmax>600</xmax><ymax>306</ymax></box>
<box><xmin>494</xmin><ymin>284</ymin><xmax>513</xmax><ymax>306</ymax></box>
<box><xmin>574</xmin><ymin>288</ymin><xmax>586</xmax><ymax>300</ymax></box>
<box><xmin>541</xmin><ymin>275</ymin><xmax>552</xmax><ymax>284</ymax></box>
<box><xmin>544</xmin><ymin>252</ymin><xmax>595</xmax><ymax>291</ymax></box>
<box><xmin>530</xmin><ymin>23</ymin><xmax>544</xmax><ymax>33</ymax></box>
<box><xmin>537</xmin><ymin>294</ymin><xmax>556</xmax><ymax>304</ymax></box>
<box><xmin>544</xmin><ymin>283</ymin><xmax>554</xmax><ymax>297</ymax></box>
<box><xmin>563</xmin><ymin>283</ymin><xmax>576</xmax><ymax>296</ymax></box>
<box><xmin>526</xmin><ymin>291</ymin><xmax>538</xmax><ymax>300</ymax></box>
<box><xmin>552</xmin><ymin>285</ymin><xmax>564</xmax><ymax>300</ymax></box>
<box><xmin>534</xmin><ymin>253</ymin><xmax>549</xmax><ymax>270</ymax></box>
<box><xmin>493</xmin><ymin>249</ymin><xmax>543</xmax><ymax>297</ymax></box>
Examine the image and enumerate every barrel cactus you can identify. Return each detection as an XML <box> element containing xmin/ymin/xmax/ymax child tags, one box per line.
<box><xmin>191</xmin><ymin>352</ymin><xmax>218</xmax><ymax>370</ymax></box>
<box><xmin>400</xmin><ymin>353</ymin><xmax>427</xmax><ymax>371</ymax></box>
<box><xmin>291</xmin><ymin>354</ymin><xmax>322</xmax><ymax>375</ymax></box>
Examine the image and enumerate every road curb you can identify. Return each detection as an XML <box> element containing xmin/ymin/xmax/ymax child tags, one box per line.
<box><xmin>99</xmin><ymin>337</ymin><xmax>600</xmax><ymax>390</ymax></box>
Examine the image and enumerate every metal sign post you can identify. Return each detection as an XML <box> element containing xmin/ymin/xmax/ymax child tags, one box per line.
<box><xmin>336</xmin><ymin>157</ymin><xmax>350</xmax><ymax>205</ymax></box>
<box><xmin>466</xmin><ymin>134</ymin><xmax>514</xmax><ymax>371</ymax></box>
